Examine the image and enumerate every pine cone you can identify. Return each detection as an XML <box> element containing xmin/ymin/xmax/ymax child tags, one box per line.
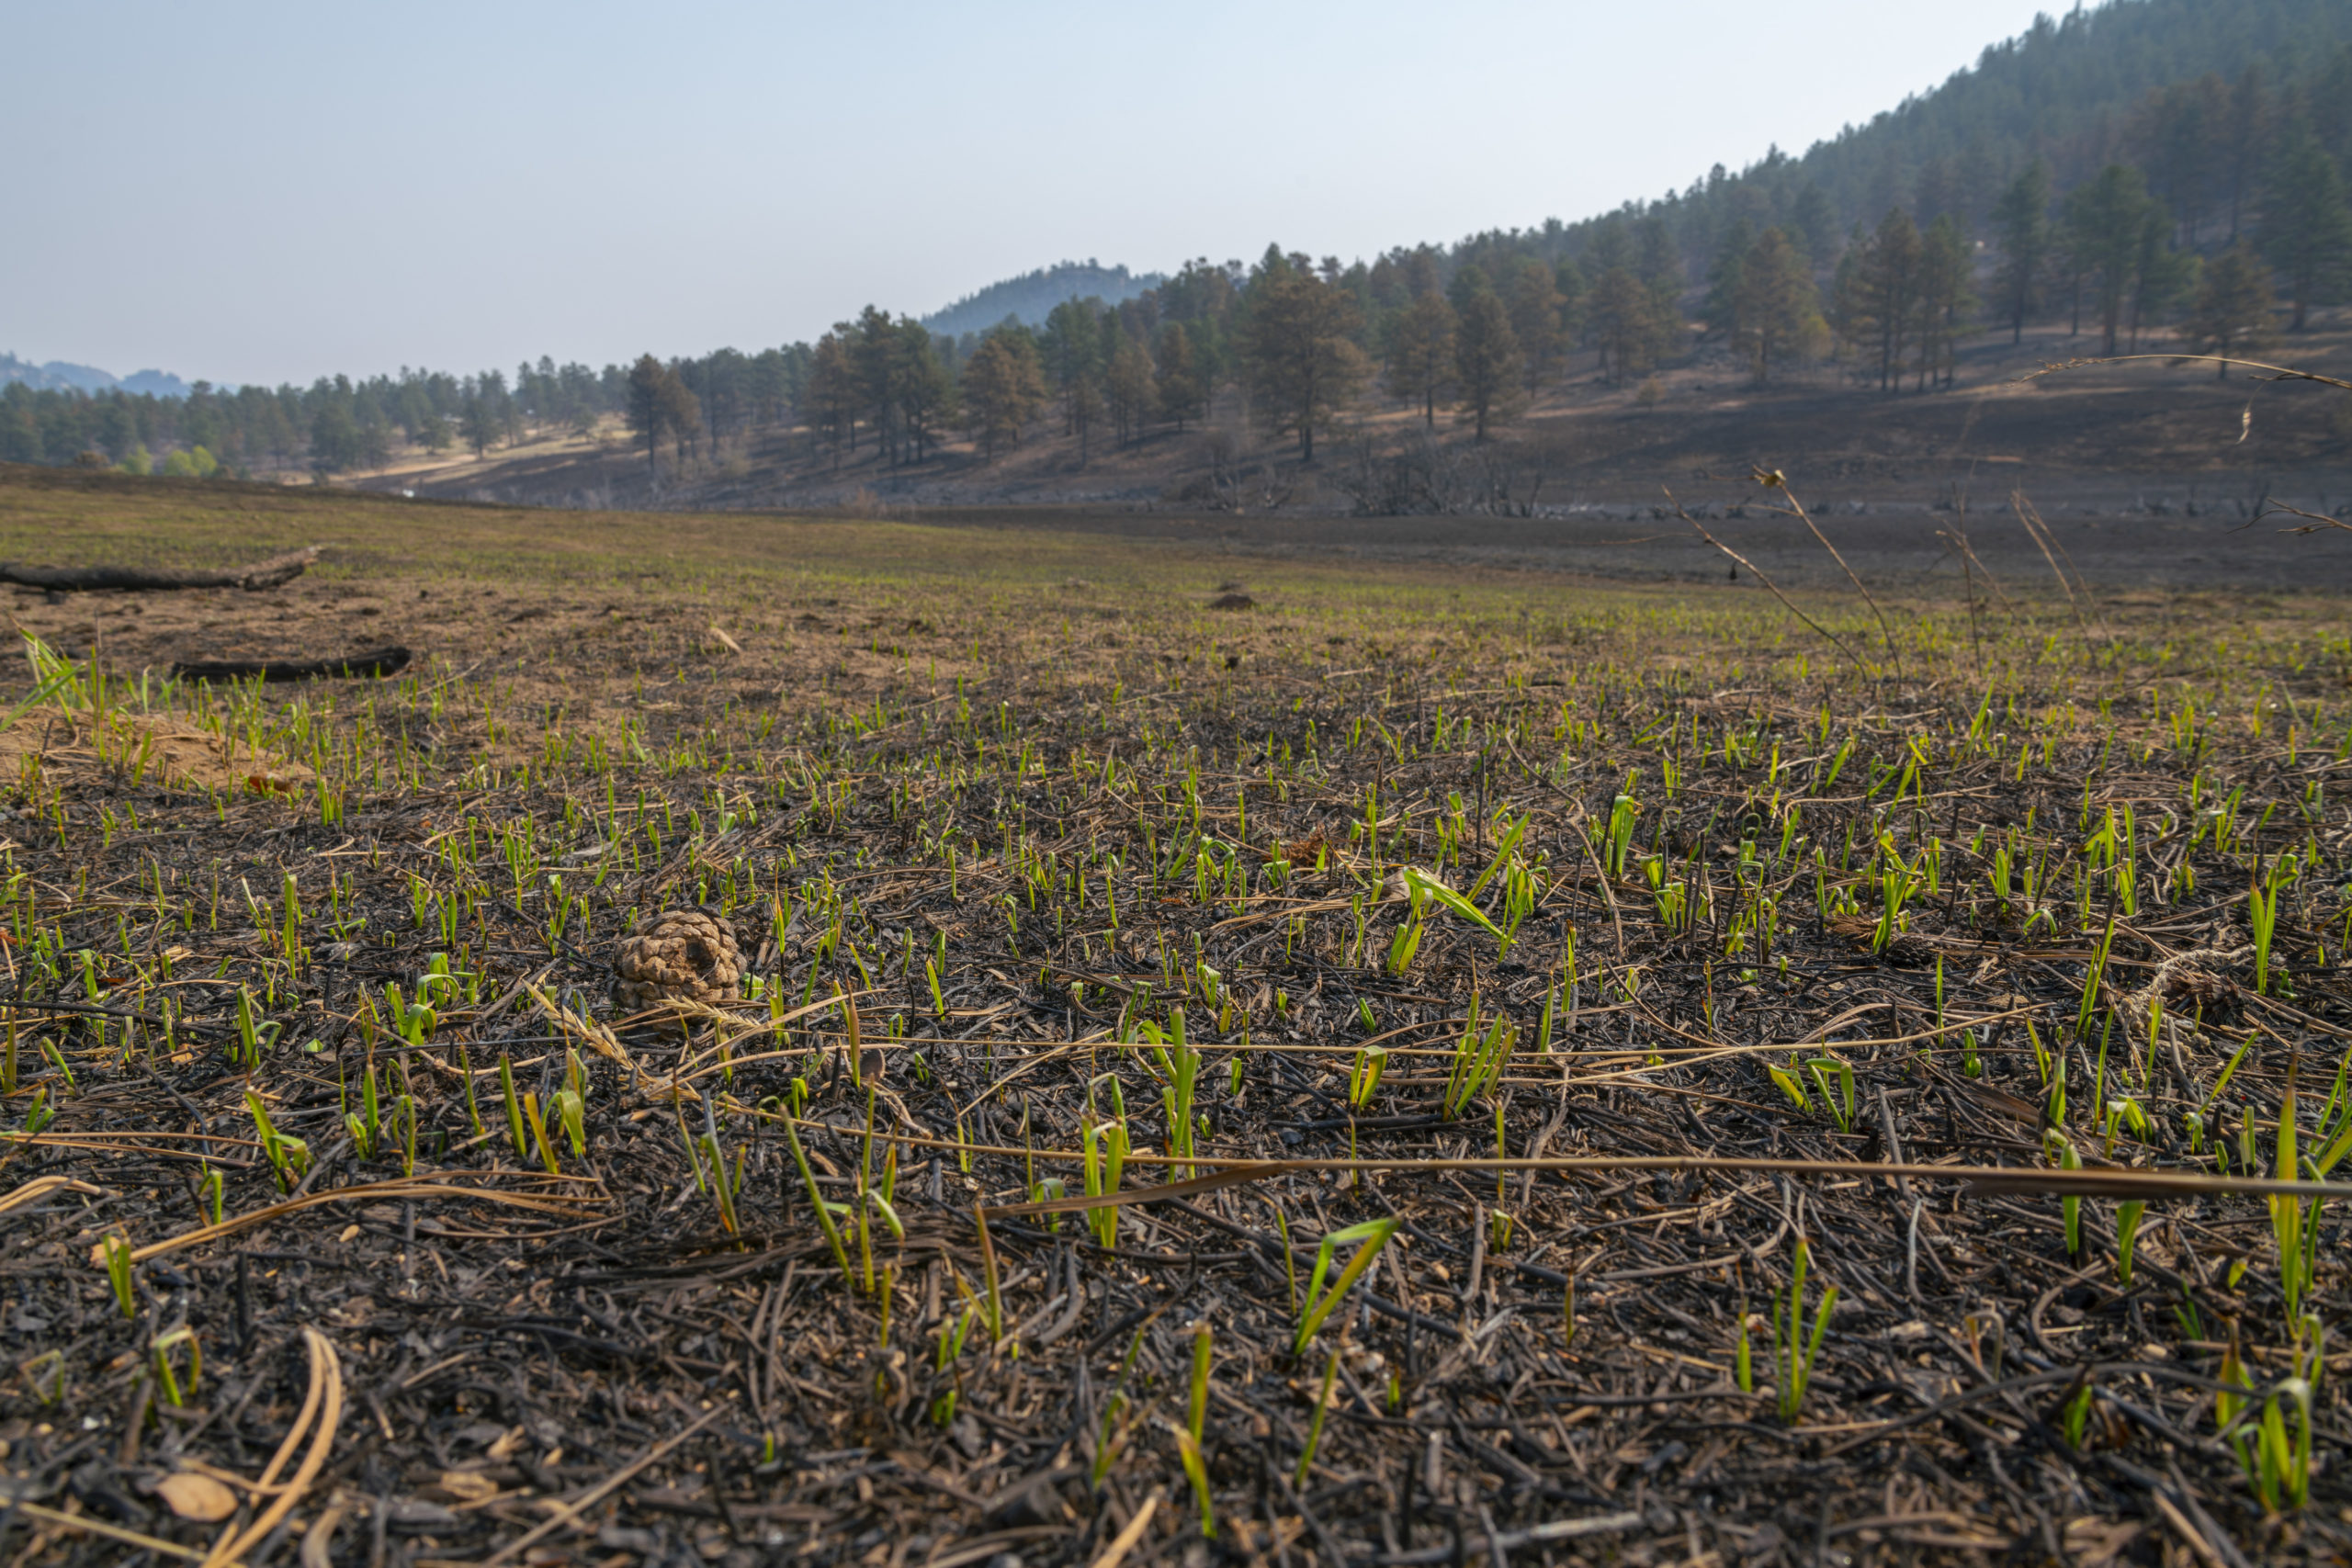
<box><xmin>612</xmin><ymin>908</ymin><xmax>742</xmax><ymax>1011</ymax></box>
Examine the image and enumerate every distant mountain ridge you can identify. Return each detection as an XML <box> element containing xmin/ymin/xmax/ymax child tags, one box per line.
<box><xmin>920</xmin><ymin>261</ymin><xmax>1165</xmax><ymax>339</ymax></box>
<box><xmin>0</xmin><ymin>353</ymin><xmax>191</xmax><ymax>399</ymax></box>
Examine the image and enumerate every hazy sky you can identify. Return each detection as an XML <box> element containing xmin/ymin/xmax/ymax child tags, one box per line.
<box><xmin>8</xmin><ymin>0</ymin><xmax>2057</xmax><ymax>388</ymax></box>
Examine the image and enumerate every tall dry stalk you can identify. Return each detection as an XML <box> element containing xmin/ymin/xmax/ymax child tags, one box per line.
<box><xmin>2009</xmin><ymin>491</ymin><xmax>2098</xmax><ymax>653</ymax></box>
<box><xmin>1668</xmin><ymin>491</ymin><xmax>1869</xmax><ymax>678</ymax></box>
<box><xmin>1751</xmin><ymin>468</ymin><xmax>1902</xmax><ymax>678</ymax></box>
<box><xmin>1949</xmin><ymin>480</ymin><xmax>1982</xmax><ymax>671</ymax></box>
<box><xmin>1940</xmin><ymin>482</ymin><xmax>2016</xmax><ymax>674</ymax></box>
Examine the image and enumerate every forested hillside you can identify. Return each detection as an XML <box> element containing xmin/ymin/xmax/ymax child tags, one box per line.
<box><xmin>1600</xmin><ymin>0</ymin><xmax>2352</xmax><ymax>268</ymax></box>
<box><xmin>7</xmin><ymin>0</ymin><xmax>2350</xmax><ymax>495</ymax></box>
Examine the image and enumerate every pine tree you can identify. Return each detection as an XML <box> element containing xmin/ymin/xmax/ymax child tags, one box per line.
<box><xmin>1553</xmin><ymin>255</ymin><xmax>1588</xmax><ymax>347</ymax></box>
<box><xmin>1452</xmin><ymin>284</ymin><xmax>1525</xmax><ymax>441</ymax></box>
<box><xmin>1702</xmin><ymin>217</ymin><xmax>1754</xmax><ymax>345</ymax></box>
<box><xmin>2136</xmin><ymin>75</ymin><xmax>2224</xmax><ymax>245</ymax></box>
<box><xmin>1790</xmin><ymin>184</ymin><xmax>1838</xmax><ymax>267</ymax></box>
<box><xmin>2126</xmin><ymin>218</ymin><xmax>2198</xmax><ymax>350</ymax></box>
<box><xmin>310</xmin><ymin>402</ymin><xmax>364</xmax><ymax>474</ymax></box>
<box><xmin>804</xmin><ymin>334</ymin><xmax>856</xmax><ymax>460</ymax></box>
<box><xmin>475</xmin><ymin>369</ymin><xmax>516</xmax><ymax>449</ymax></box>
<box><xmin>958</xmin><ymin>328</ymin><xmax>1046</xmax><ymax>457</ymax></box>
<box><xmin>1069</xmin><ymin>377</ymin><xmax>1104</xmax><ymax>467</ymax></box>
<box><xmin>1586</xmin><ymin>266</ymin><xmax>1657</xmax><ymax>387</ymax></box>
<box><xmin>1587</xmin><ymin>220</ymin><xmax>1633</xmax><ymax>276</ymax></box>
<box><xmin>1841</xmin><ymin>209</ymin><xmax>1922</xmax><ymax>391</ymax></box>
<box><xmin>1912</xmin><ymin>215</ymin><xmax>1975</xmax><ymax>389</ymax></box>
<box><xmin>2064</xmin><ymin>164</ymin><xmax>2163</xmax><ymax>355</ymax></box>
<box><xmin>356</xmin><ymin>411</ymin><xmax>390</xmax><ymax>470</ymax></box>
<box><xmin>2256</xmin><ymin>116</ymin><xmax>2352</xmax><ymax>330</ymax></box>
<box><xmin>456</xmin><ymin>392</ymin><xmax>494</xmax><ymax>459</ymax></box>
<box><xmin>1153</xmin><ymin>324</ymin><xmax>1204</xmax><ymax>431</ymax></box>
<box><xmin>1104</xmin><ymin>336</ymin><xmax>1156</xmax><ymax>447</ymax></box>
<box><xmin>625</xmin><ymin>355</ymin><xmax>667</xmax><ymax>478</ymax></box>
<box><xmin>1241</xmin><ymin>248</ymin><xmax>1367</xmax><ymax>463</ymax></box>
<box><xmin>2180</xmin><ymin>246</ymin><xmax>2278</xmax><ymax>376</ymax></box>
<box><xmin>1502</xmin><ymin>256</ymin><xmax>1565</xmax><ymax>386</ymax></box>
<box><xmin>1634</xmin><ymin>215</ymin><xmax>1683</xmax><ymax>352</ymax></box>
<box><xmin>1729</xmin><ymin>227</ymin><xmax>1824</xmax><ymax>385</ymax></box>
<box><xmin>1990</xmin><ymin>157</ymin><xmax>2052</xmax><ymax>344</ymax></box>
<box><xmin>1040</xmin><ymin>300</ymin><xmax>1104</xmax><ymax>442</ymax></box>
<box><xmin>850</xmin><ymin>306</ymin><xmax>906</xmax><ymax>463</ymax></box>
<box><xmin>1384</xmin><ymin>291</ymin><xmax>1455</xmax><ymax>426</ymax></box>
<box><xmin>2221</xmin><ymin>62</ymin><xmax>2270</xmax><ymax>243</ymax></box>
<box><xmin>2314</xmin><ymin>44</ymin><xmax>2352</xmax><ymax>166</ymax></box>
<box><xmin>656</xmin><ymin>370</ymin><xmax>701</xmax><ymax>469</ymax></box>
<box><xmin>891</xmin><ymin>320</ymin><xmax>954</xmax><ymax>463</ymax></box>
<box><xmin>1400</xmin><ymin>246</ymin><xmax>1443</xmax><ymax>302</ymax></box>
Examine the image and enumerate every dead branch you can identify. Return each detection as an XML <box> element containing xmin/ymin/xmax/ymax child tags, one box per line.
<box><xmin>0</xmin><ymin>545</ymin><xmax>320</xmax><ymax>593</ymax></box>
<box><xmin>2009</xmin><ymin>491</ymin><xmax>2091</xmax><ymax>644</ymax></box>
<box><xmin>2255</xmin><ymin>500</ymin><xmax>2352</xmax><ymax>535</ymax></box>
<box><xmin>2011</xmin><ymin>353</ymin><xmax>2352</xmax><ymax>392</ymax></box>
<box><xmin>1749</xmin><ymin>468</ymin><xmax>1902</xmax><ymax>678</ymax></box>
<box><xmin>1668</xmin><ymin>489</ymin><xmax>1869</xmax><ymax>675</ymax></box>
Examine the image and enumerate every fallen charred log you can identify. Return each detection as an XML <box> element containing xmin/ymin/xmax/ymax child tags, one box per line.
<box><xmin>1</xmin><ymin>545</ymin><xmax>319</xmax><ymax>593</ymax></box>
<box><xmin>171</xmin><ymin>644</ymin><xmax>412</xmax><ymax>682</ymax></box>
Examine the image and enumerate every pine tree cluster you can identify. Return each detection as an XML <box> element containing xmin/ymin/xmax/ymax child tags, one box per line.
<box><xmin>8</xmin><ymin>0</ymin><xmax>2349</xmax><ymax>478</ymax></box>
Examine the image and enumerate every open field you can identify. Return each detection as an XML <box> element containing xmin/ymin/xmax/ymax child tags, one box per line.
<box><xmin>4</xmin><ymin>468</ymin><xmax>2352</xmax><ymax>1566</ymax></box>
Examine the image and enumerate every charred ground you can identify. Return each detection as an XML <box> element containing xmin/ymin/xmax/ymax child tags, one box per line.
<box><xmin>0</xmin><ymin>473</ymin><xmax>2348</xmax><ymax>1567</ymax></box>
<box><xmin>347</xmin><ymin>324</ymin><xmax>2352</xmax><ymax>534</ymax></box>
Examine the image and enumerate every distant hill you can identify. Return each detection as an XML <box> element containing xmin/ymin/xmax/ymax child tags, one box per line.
<box><xmin>1</xmin><ymin>354</ymin><xmax>118</xmax><ymax>393</ymax></box>
<box><xmin>921</xmin><ymin>261</ymin><xmax>1165</xmax><ymax>340</ymax></box>
<box><xmin>121</xmin><ymin>368</ymin><xmax>192</xmax><ymax>398</ymax></box>
<box><xmin>0</xmin><ymin>353</ymin><xmax>190</xmax><ymax>398</ymax></box>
